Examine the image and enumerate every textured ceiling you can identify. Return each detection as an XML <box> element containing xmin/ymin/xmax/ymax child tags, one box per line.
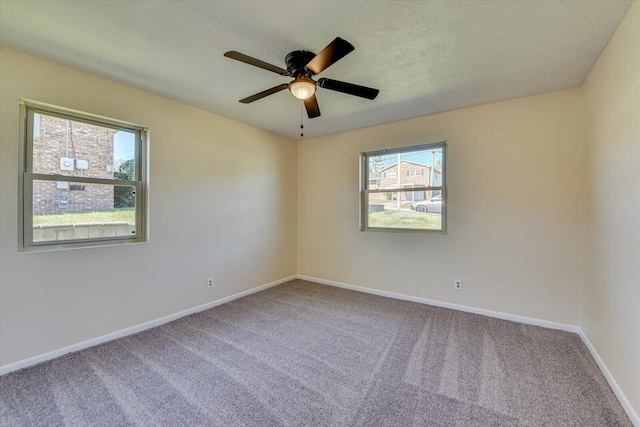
<box><xmin>0</xmin><ymin>0</ymin><xmax>633</xmax><ymax>140</ymax></box>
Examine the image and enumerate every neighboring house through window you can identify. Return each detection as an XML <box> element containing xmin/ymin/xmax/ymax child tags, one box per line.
<box><xmin>361</xmin><ymin>142</ymin><xmax>446</xmax><ymax>232</ymax></box>
<box><xmin>19</xmin><ymin>99</ymin><xmax>148</xmax><ymax>250</ymax></box>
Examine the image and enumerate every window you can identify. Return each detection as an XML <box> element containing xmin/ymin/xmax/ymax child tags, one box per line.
<box><xmin>19</xmin><ymin>99</ymin><xmax>148</xmax><ymax>250</ymax></box>
<box><xmin>361</xmin><ymin>142</ymin><xmax>446</xmax><ymax>232</ymax></box>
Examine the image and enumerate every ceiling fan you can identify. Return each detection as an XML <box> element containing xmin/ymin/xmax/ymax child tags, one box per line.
<box><xmin>224</xmin><ymin>37</ymin><xmax>379</xmax><ymax>119</ymax></box>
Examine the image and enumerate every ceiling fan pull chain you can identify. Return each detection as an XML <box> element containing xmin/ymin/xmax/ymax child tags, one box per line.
<box><xmin>300</xmin><ymin>101</ymin><xmax>304</xmax><ymax>137</ymax></box>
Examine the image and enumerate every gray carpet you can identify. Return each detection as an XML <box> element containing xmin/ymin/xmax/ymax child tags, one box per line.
<box><xmin>0</xmin><ymin>279</ymin><xmax>632</xmax><ymax>426</ymax></box>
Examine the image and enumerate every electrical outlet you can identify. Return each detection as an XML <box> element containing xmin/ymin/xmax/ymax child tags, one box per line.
<box><xmin>454</xmin><ymin>279</ymin><xmax>463</xmax><ymax>291</ymax></box>
<box><xmin>207</xmin><ymin>277</ymin><xmax>214</xmax><ymax>288</ymax></box>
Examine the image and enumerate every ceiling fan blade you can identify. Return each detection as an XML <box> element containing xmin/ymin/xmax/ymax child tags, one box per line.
<box><xmin>239</xmin><ymin>84</ymin><xmax>289</xmax><ymax>104</ymax></box>
<box><xmin>305</xmin><ymin>37</ymin><xmax>355</xmax><ymax>74</ymax></box>
<box><xmin>304</xmin><ymin>94</ymin><xmax>321</xmax><ymax>118</ymax></box>
<box><xmin>224</xmin><ymin>51</ymin><xmax>288</xmax><ymax>76</ymax></box>
<box><xmin>317</xmin><ymin>78</ymin><xmax>379</xmax><ymax>100</ymax></box>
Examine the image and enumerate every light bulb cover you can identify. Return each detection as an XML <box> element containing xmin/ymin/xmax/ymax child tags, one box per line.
<box><xmin>289</xmin><ymin>76</ymin><xmax>317</xmax><ymax>100</ymax></box>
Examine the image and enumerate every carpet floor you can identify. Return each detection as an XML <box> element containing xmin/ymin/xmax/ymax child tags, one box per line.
<box><xmin>0</xmin><ymin>279</ymin><xmax>632</xmax><ymax>426</ymax></box>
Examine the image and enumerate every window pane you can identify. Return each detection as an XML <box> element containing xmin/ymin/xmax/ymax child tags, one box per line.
<box><xmin>370</xmin><ymin>147</ymin><xmax>443</xmax><ymax>189</ymax></box>
<box><xmin>367</xmin><ymin>192</ymin><xmax>442</xmax><ymax>230</ymax></box>
<box><xmin>32</xmin><ymin>113</ymin><xmax>136</xmax><ymax>180</ymax></box>
<box><xmin>32</xmin><ymin>180</ymin><xmax>136</xmax><ymax>243</ymax></box>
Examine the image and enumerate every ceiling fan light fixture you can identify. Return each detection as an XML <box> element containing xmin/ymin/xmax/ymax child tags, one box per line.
<box><xmin>289</xmin><ymin>76</ymin><xmax>316</xmax><ymax>100</ymax></box>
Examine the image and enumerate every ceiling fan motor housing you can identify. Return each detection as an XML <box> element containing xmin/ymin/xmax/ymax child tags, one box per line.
<box><xmin>285</xmin><ymin>50</ymin><xmax>316</xmax><ymax>76</ymax></box>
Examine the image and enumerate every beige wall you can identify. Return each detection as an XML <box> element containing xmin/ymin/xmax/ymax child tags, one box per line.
<box><xmin>581</xmin><ymin>1</ymin><xmax>640</xmax><ymax>413</ymax></box>
<box><xmin>0</xmin><ymin>47</ymin><xmax>297</xmax><ymax>366</ymax></box>
<box><xmin>298</xmin><ymin>89</ymin><xmax>582</xmax><ymax>325</ymax></box>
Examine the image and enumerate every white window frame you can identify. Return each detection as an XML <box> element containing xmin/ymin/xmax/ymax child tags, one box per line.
<box><xmin>18</xmin><ymin>99</ymin><xmax>148</xmax><ymax>251</ymax></box>
<box><xmin>408</xmin><ymin>169</ymin><xmax>423</xmax><ymax>177</ymax></box>
<box><xmin>384</xmin><ymin>171</ymin><xmax>397</xmax><ymax>178</ymax></box>
<box><xmin>360</xmin><ymin>141</ymin><xmax>447</xmax><ymax>233</ymax></box>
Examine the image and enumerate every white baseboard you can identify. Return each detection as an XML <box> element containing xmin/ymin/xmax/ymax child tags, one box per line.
<box><xmin>296</xmin><ymin>275</ymin><xmax>580</xmax><ymax>333</ymax></box>
<box><xmin>0</xmin><ymin>275</ymin><xmax>296</xmax><ymax>376</ymax></box>
<box><xmin>577</xmin><ymin>329</ymin><xmax>639</xmax><ymax>426</ymax></box>
<box><xmin>296</xmin><ymin>274</ymin><xmax>638</xmax><ymax>426</ymax></box>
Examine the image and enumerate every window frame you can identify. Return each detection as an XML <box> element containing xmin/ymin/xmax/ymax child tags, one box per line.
<box><xmin>18</xmin><ymin>98</ymin><xmax>148</xmax><ymax>251</ymax></box>
<box><xmin>360</xmin><ymin>141</ymin><xmax>447</xmax><ymax>233</ymax></box>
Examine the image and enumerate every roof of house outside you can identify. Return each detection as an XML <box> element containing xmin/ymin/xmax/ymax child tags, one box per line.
<box><xmin>379</xmin><ymin>160</ymin><xmax>429</xmax><ymax>173</ymax></box>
